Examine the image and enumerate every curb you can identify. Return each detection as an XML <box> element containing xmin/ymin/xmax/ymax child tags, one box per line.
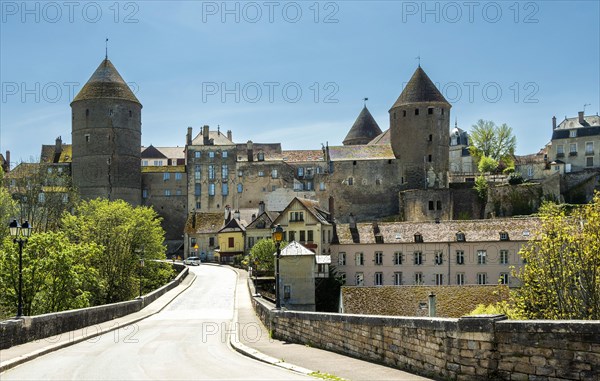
<box><xmin>0</xmin><ymin>272</ymin><xmax>197</xmax><ymax>373</ymax></box>
<box><xmin>226</xmin><ymin>266</ymin><xmax>315</xmax><ymax>377</ymax></box>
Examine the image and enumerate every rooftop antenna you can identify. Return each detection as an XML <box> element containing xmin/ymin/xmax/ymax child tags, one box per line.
<box><xmin>583</xmin><ymin>103</ymin><xmax>591</xmax><ymax>114</ymax></box>
<box><xmin>105</xmin><ymin>38</ymin><xmax>108</xmax><ymax>60</ymax></box>
<box><xmin>363</xmin><ymin>97</ymin><xmax>368</xmax><ymax>107</ymax></box>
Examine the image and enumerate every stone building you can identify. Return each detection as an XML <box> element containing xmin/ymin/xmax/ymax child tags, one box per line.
<box><xmin>448</xmin><ymin>123</ymin><xmax>474</xmax><ymax>174</ymax></box>
<box><xmin>331</xmin><ymin>217</ymin><xmax>540</xmax><ymax>288</ymax></box>
<box><xmin>549</xmin><ymin>112</ymin><xmax>600</xmax><ymax>172</ymax></box>
<box><xmin>71</xmin><ymin>58</ymin><xmax>142</xmax><ymax>205</ymax></box>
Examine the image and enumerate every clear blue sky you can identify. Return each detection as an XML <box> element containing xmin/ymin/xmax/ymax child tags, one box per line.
<box><xmin>1</xmin><ymin>0</ymin><xmax>599</xmax><ymax>164</ymax></box>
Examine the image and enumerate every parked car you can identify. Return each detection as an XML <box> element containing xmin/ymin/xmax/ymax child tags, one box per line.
<box><xmin>184</xmin><ymin>256</ymin><xmax>201</xmax><ymax>266</ymax></box>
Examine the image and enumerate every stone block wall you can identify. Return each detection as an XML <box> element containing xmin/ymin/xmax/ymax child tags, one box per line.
<box><xmin>0</xmin><ymin>264</ymin><xmax>188</xmax><ymax>350</ymax></box>
<box><xmin>251</xmin><ymin>293</ymin><xmax>600</xmax><ymax>380</ymax></box>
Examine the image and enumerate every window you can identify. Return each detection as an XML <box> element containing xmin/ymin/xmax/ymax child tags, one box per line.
<box><xmin>338</xmin><ymin>252</ymin><xmax>346</xmax><ymax>266</ymax></box>
<box><xmin>415</xmin><ymin>108</ymin><xmax>419</xmax><ymax>115</ymax></box>
<box><xmin>85</xmin><ymin>134</ymin><xmax>90</xmax><ymax>142</ymax></box>
<box><xmin>163</xmin><ymin>173</ymin><xmax>170</xmax><ymax>181</ymax></box>
<box><xmin>299</xmin><ymin>230</ymin><xmax>306</xmax><ymax>242</ymax></box>
<box><xmin>195</xmin><ymin>184</ymin><xmax>201</xmax><ymax>196</ymax></box>
<box><xmin>38</xmin><ymin>193</ymin><xmax>45</xmax><ymax>203</ymax></box>
<box><xmin>222</xmin><ymin>183</ymin><xmax>229</xmax><ymax>196</ymax></box>
<box><xmin>289</xmin><ymin>231</ymin><xmax>296</xmax><ymax>241</ymax></box>
<box><xmin>257</xmin><ymin>152</ymin><xmax>265</xmax><ymax>161</ymax></box>
<box><xmin>428</xmin><ymin>108</ymin><xmax>433</xmax><ymax>115</ymax></box>
<box><xmin>194</xmin><ymin>151</ymin><xmax>201</xmax><ymax>158</ymax></box>
<box><xmin>402</xmin><ymin>110</ymin><xmax>406</xmax><ymax>117</ymax></box>
<box><xmin>258</xmin><ymin>170</ymin><xmax>264</xmax><ymax>177</ymax></box>
<box><xmin>271</xmin><ymin>169</ymin><xmax>278</xmax><ymax>178</ymax></box>
<box><xmin>500</xmin><ymin>232</ymin><xmax>509</xmax><ymax>241</ymax></box>
<box><xmin>238</xmin><ymin>170</ymin><xmax>243</xmax><ymax>177</ymax></box>
<box><xmin>195</xmin><ymin>165</ymin><xmax>201</xmax><ymax>180</ymax></box>
<box><xmin>355</xmin><ymin>273</ymin><xmax>364</xmax><ymax>286</ymax></box>
<box><xmin>570</xmin><ymin>143</ymin><xmax>577</xmax><ymax>155</ymax></box>
<box><xmin>557</xmin><ymin>145</ymin><xmax>564</xmax><ymax>157</ymax></box>
<box><xmin>436</xmin><ymin>201</ymin><xmax>442</xmax><ymax>210</ymax></box>
<box><xmin>428</xmin><ymin>154</ymin><xmax>432</xmax><ymax>162</ymax></box>
<box><xmin>339</xmin><ymin>273</ymin><xmax>346</xmax><ymax>284</ymax></box>
<box><xmin>228</xmin><ymin>237</ymin><xmax>234</xmax><ymax>248</ymax></box>
<box><xmin>355</xmin><ymin>252</ymin><xmax>364</xmax><ymax>266</ymax></box>
<box><xmin>499</xmin><ymin>273</ymin><xmax>509</xmax><ymax>285</ymax></box>
<box><xmin>527</xmin><ymin>166</ymin><xmax>534</xmax><ymax>178</ymax></box>
<box><xmin>154</xmin><ymin>160</ymin><xmax>163</xmax><ymax>166</ymax></box>
<box><xmin>283</xmin><ymin>285</ymin><xmax>291</xmax><ymax>300</ymax></box>
<box><xmin>375</xmin><ymin>272</ymin><xmax>383</xmax><ymax>286</ymax></box>
<box><xmin>456</xmin><ymin>250</ymin><xmax>464</xmax><ymax>265</ymax></box>
<box><xmin>237</xmin><ymin>183</ymin><xmax>243</xmax><ymax>193</ymax></box>
<box><xmin>435</xmin><ymin>251</ymin><xmax>443</xmax><ymax>265</ymax></box>
<box><xmin>477</xmin><ymin>273</ymin><xmax>487</xmax><ymax>285</ymax></box>
<box><xmin>290</xmin><ymin>211</ymin><xmax>304</xmax><ymax>222</ymax></box>
<box><xmin>477</xmin><ymin>250</ymin><xmax>487</xmax><ymax>265</ymax></box>
<box><xmin>587</xmin><ymin>157</ymin><xmax>594</xmax><ymax>167</ymax></box>
<box><xmin>222</xmin><ymin>165</ymin><xmax>229</xmax><ymax>179</ymax></box>
<box><xmin>414</xmin><ymin>251</ymin><xmax>423</xmax><ymax>265</ymax></box>
<box><xmin>209</xmin><ymin>151</ymin><xmax>215</xmax><ymax>159</ymax></box>
<box><xmin>456</xmin><ymin>232</ymin><xmax>465</xmax><ymax>242</ymax></box>
<box><xmin>297</xmin><ymin>167</ymin><xmax>304</xmax><ymax>176</ymax></box>
<box><xmin>222</xmin><ymin>151</ymin><xmax>228</xmax><ymax>158</ymax></box>
<box><xmin>142</xmin><ymin>160</ymin><xmax>148</xmax><ymax>166</ymax></box>
<box><xmin>248</xmin><ymin>237</ymin><xmax>255</xmax><ymax>248</ymax></box>
<box><xmin>429</xmin><ymin>201</ymin><xmax>434</xmax><ymax>210</ymax></box>
<box><xmin>176</xmin><ymin>189</ymin><xmax>182</xmax><ymax>196</ymax></box>
<box><xmin>208</xmin><ymin>183</ymin><xmax>215</xmax><ymax>196</ymax></box>
<box><xmin>175</xmin><ymin>173</ymin><xmax>182</xmax><ymax>181</ymax></box>
<box><xmin>142</xmin><ymin>189</ymin><xmax>148</xmax><ymax>198</ymax></box>
<box><xmin>319</xmin><ymin>182</ymin><xmax>326</xmax><ymax>191</ymax></box>
<box><xmin>394</xmin><ymin>272</ymin><xmax>403</xmax><ymax>286</ymax></box>
<box><xmin>586</xmin><ymin>142</ymin><xmax>594</xmax><ymax>155</ymax></box>
<box><xmin>208</xmin><ymin>165</ymin><xmax>215</xmax><ymax>180</ymax></box>
<box><xmin>569</xmin><ymin>130</ymin><xmax>577</xmax><ymax>138</ymax></box>
<box><xmin>209</xmin><ymin>237</ymin><xmax>215</xmax><ymax>247</ymax></box>
<box><xmin>375</xmin><ymin>252</ymin><xmax>383</xmax><ymax>265</ymax></box>
<box><xmin>196</xmin><ymin>201</ymin><xmax>201</xmax><ymax>209</ymax></box>
<box><xmin>435</xmin><ymin>274</ymin><xmax>444</xmax><ymax>285</ymax></box>
<box><xmin>307</xmin><ymin>230</ymin><xmax>313</xmax><ymax>242</ymax></box>
<box><xmin>414</xmin><ymin>272</ymin><xmax>423</xmax><ymax>285</ymax></box>
<box><xmin>414</xmin><ymin>233</ymin><xmax>423</xmax><ymax>243</ymax></box>
<box><xmin>500</xmin><ymin>250</ymin><xmax>509</xmax><ymax>265</ymax></box>
<box><xmin>348</xmin><ymin>177</ymin><xmax>354</xmax><ymax>185</ymax></box>
<box><xmin>164</xmin><ymin>189</ymin><xmax>171</xmax><ymax>196</ymax></box>
<box><xmin>394</xmin><ymin>252</ymin><xmax>403</xmax><ymax>265</ymax></box>
<box><xmin>456</xmin><ymin>273</ymin><xmax>465</xmax><ymax>285</ymax></box>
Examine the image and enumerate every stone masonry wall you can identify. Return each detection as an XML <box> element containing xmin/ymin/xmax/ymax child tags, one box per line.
<box><xmin>251</xmin><ymin>293</ymin><xmax>600</xmax><ymax>381</ymax></box>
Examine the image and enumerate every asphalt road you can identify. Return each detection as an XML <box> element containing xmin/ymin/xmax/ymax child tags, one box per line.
<box><xmin>2</xmin><ymin>265</ymin><xmax>312</xmax><ymax>380</ymax></box>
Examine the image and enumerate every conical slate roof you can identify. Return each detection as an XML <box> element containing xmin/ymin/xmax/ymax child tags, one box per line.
<box><xmin>390</xmin><ymin>66</ymin><xmax>449</xmax><ymax>109</ymax></box>
<box><xmin>343</xmin><ymin>106</ymin><xmax>383</xmax><ymax>146</ymax></box>
<box><xmin>72</xmin><ymin>59</ymin><xmax>140</xmax><ymax>104</ymax></box>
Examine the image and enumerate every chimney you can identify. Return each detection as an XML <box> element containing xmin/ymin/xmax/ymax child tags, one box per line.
<box><xmin>227</xmin><ymin>130</ymin><xmax>232</xmax><ymax>141</ymax></box>
<box><xmin>552</xmin><ymin>116</ymin><xmax>557</xmax><ymax>130</ymax></box>
<box><xmin>224</xmin><ymin>205</ymin><xmax>231</xmax><ymax>224</ymax></box>
<box><xmin>234</xmin><ymin>209</ymin><xmax>241</xmax><ymax>220</ymax></box>
<box><xmin>203</xmin><ymin>125</ymin><xmax>209</xmax><ymax>145</ymax></box>
<box><xmin>349</xmin><ymin>213</ymin><xmax>356</xmax><ymax>229</ymax></box>
<box><xmin>349</xmin><ymin>213</ymin><xmax>359</xmax><ymax>243</ymax></box>
<box><xmin>247</xmin><ymin>141</ymin><xmax>254</xmax><ymax>162</ymax></box>
<box><xmin>258</xmin><ymin>201</ymin><xmax>265</xmax><ymax>214</ymax></box>
<box><xmin>55</xmin><ymin>136</ymin><xmax>63</xmax><ymax>153</ymax></box>
<box><xmin>186</xmin><ymin>127</ymin><xmax>192</xmax><ymax>145</ymax></box>
<box><xmin>578</xmin><ymin>111</ymin><xmax>585</xmax><ymax>124</ymax></box>
<box><xmin>251</xmin><ymin>213</ymin><xmax>256</xmax><ymax>221</ymax></box>
<box><xmin>5</xmin><ymin>150</ymin><xmax>10</xmax><ymax>172</ymax></box>
<box><xmin>328</xmin><ymin>196</ymin><xmax>335</xmax><ymax>222</ymax></box>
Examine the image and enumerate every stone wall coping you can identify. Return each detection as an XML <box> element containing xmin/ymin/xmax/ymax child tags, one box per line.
<box><xmin>496</xmin><ymin>319</ymin><xmax>600</xmax><ymax>334</ymax></box>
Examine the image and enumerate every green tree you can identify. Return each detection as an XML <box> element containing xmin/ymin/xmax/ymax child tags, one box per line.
<box><xmin>61</xmin><ymin>199</ymin><xmax>170</xmax><ymax>304</ymax></box>
<box><xmin>249</xmin><ymin>238</ymin><xmax>287</xmax><ymax>276</ymax></box>
<box><xmin>514</xmin><ymin>194</ymin><xmax>600</xmax><ymax>319</ymax></box>
<box><xmin>469</xmin><ymin>120</ymin><xmax>517</xmax><ymax>170</ymax></box>
<box><xmin>478</xmin><ymin>155</ymin><xmax>499</xmax><ymax>174</ymax></box>
<box><xmin>0</xmin><ymin>168</ymin><xmax>17</xmax><ymax>242</ymax></box>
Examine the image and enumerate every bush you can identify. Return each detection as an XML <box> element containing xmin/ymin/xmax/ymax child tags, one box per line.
<box><xmin>508</xmin><ymin>172</ymin><xmax>524</xmax><ymax>185</ymax></box>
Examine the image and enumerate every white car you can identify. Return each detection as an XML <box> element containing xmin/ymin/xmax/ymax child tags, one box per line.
<box><xmin>184</xmin><ymin>256</ymin><xmax>201</xmax><ymax>266</ymax></box>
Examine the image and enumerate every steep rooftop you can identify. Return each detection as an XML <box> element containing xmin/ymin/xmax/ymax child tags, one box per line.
<box><xmin>390</xmin><ymin>66</ymin><xmax>449</xmax><ymax>109</ymax></box>
<box><xmin>343</xmin><ymin>106</ymin><xmax>383</xmax><ymax>146</ymax></box>
<box><xmin>72</xmin><ymin>59</ymin><xmax>140</xmax><ymax>104</ymax></box>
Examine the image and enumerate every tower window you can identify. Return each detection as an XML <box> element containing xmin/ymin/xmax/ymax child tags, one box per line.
<box><xmin>85</xmin><ymin>134</ymin><xmax>90</xmax><ymax>143</ymax></box>
<box><xmin>428</xmin><ymin>154</ymin><xmax>432</xmax><ymax>162</ymax></box>
<box><xmin>393</xmin><ymin>112</ymin><xmax>396</xmax><ymax>120</ymax></box>
<box><xmin>403</xmin><ymin>110</ymin><xmax>407</xmax><ymax>117</ymax></box>
<box><xmin>129</xmin><ymin>110</ymin><xmax>132</xmax><ymax>117</ymax></box>
<box><xmin>428</xmin><ymin>108</ymin><xmax>433</xmax><ymax>115</ymax></box>
<box><xmin>415</xmin><ymin>108</ymin><xmax>419</xmax><ymax>115</ymax></box>
<box><xmin>85</xmin><ymin>109</ymin><xmax>89</xmax><ymax>117</ymax></box>
<box><xmin>353</xmin><ymin>160</ymin><xmax>357</xmax><ymax>166</ymax></box>
<box><xmin>109</xmin><ymin>109</ymin><xmax>113</xmax><ymax>116</ymax></box>
<box><xmin>428</xmin><ymin>134</ymin><xmax>433</xmax><ymax>142</ymax></box>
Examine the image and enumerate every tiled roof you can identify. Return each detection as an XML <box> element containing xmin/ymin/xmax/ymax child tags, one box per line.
<box><xmin>555</xmin><ymin>115</ymin><xmax>600</xmax><ymax>130</ymax></box>
<box><xmin>343</xmin><ymin>106</ymin><xmax>383</xmax><ymax>146</ymax></box>
<box><xmin>185</xmin><ymin>213</ymin><xmax>224</xmax><ymax>234</ymax></box>
<box><xmin>72</xmin><ymin>59</ymin><xmax>140</xmax><ymax>104</ymax></box>
<box><xmin>296</xmin><ymin>198</ymin><xmax>331</xmax><ymax>225</ymax></box>
<box><xmin>5</xmin><ymin>163</ymin><xmax>39</xmax><ymax>178</ymax></box>
<box><xmin>191</xmin><ymin>131</ymin><xmax>234</xmax><ymax>146</ymax></box>
<box><xmin>552</xmin><ymin>126</ymin><xmax>600</xmax><ymax>140</ymax></box>
<box><xmin>141</xmin><ymin>166</ymin><xmax>186</xmax><ymax>173</ymax></box>
<box><xmin>390</xmin><ymin>66</ymin><xmax>449</xmax><ymax>109</ymax></box>
<box><xmin>219</xmin><ymin>218</ymin><xmax>246</xmax><ymax>233</ymax></box>
<box><xmin>236</xmin><ymin>143</ymin><xmax>283</xmax><ymax>161</ymax></box>
<box><xmin>40</xmin><ymin>145</ymin><xmax>72</xmax><ymax>163</ymax></box>
<box><xmin>328</xmin><ymin>144</ymin><xmax>395</xmax><ymax>161</ymax></box>
<box><xmin>246</xmin><ymin>211</ymin><xmax>278</xmax><ymax>229</ymax></box>
<box><xmin>141</xmin><ymin>146</ymin><xmax>185</xmax><ymax>160</ymax></box>
<box><xmin>368</xmin><ymin>129</ymin><xmax>390</xmax><ymax>145</ymax></box>
<box><xmin>282</xmin><ymin>150</ymin><xmax>324</xmax><ymax>162</ymax></box>
<box><xmin>335</xmin><ymin>218</ymin><xmax>540</xmax><ymax>245</ymax></box>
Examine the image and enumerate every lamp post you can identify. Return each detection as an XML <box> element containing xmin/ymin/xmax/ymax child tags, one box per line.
<box><xmin>136</xmin><ymin>248</ymin><xmax>145</xmax><ymax>299</ymax></box>
<box><xmin>9</xmin><ymin>219</ymin><xmax>32</xmax><ymax>318</ymax></box>
<box><xmin>272</xmin><ymin>224</ymin><xmax>284</xmax><ymax>310</ymax></box>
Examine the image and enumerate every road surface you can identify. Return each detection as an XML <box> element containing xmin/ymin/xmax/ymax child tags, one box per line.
<box><xmin>1</xmin><ymin>265</ymin><xmax>311</xmax><ymax>380</ymax></box>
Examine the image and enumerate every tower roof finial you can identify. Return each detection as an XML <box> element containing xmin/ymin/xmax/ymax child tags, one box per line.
<box><xmin>363</xmin><ymin>97</ymin><xmax>368</xmax><ymax>107</ymax></box>
<box><xmin>105</xmin><ymin>38</ymin><xmax>108</xmax><ymax>60</ymax></box>
<box><xmin>416</xmin><ymin>55</ymin><xmax>421</xmax><ymax>67</ymax></box>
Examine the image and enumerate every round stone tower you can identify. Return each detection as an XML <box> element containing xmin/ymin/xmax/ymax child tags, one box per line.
<box><xmin>389</xmin><ymin>66</ymin><xmax>450</xmax><ymax>189</ymax></box>
<box><xmin>71</xmin><ymin>58</ymin><xmax>142</xmax><ymax>205</ymax></box>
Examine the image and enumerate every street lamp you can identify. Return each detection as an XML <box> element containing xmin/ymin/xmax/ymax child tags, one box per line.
<box><xmin>272</xmin><ymin>224</ymin><xmax>284</xmax><ymax>309</ymax></box>
<box><xmin>8</xmin><ymin>219</ymin><xmax>33</xmax><ymax>318</ymax></box>
<box><xmin>136</xmin><ymin>248</ymin><xmax>145</xmax><ymax>299</ymax></box>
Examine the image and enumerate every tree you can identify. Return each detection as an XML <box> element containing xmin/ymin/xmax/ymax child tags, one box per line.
<box><xmin>61</xmin><ymin>199</ymin><xmax>171</xmax><ymax>304</ymax></box>
<box><xmin>514</xmin><ymin>194</ymin><xmax>600</xmax><ymax>319</ymax></box>
<box><xmin>249</xmin><ymin>238</ymin><xmax>287</xmax><ymax>276</ymax></box>
<box><xmin>469</xmin><ymin>120</ymin><xmax>517</xmax><ymax>170</ymax></box>
<box><xmin>0</xmin><ymin>168</ymin><xmax>17</xmax><ymax>242</ymax></box>
<box><xmin>478</xmin><ymin>155</ymin><xmax>499</xmax><ymax>174</ymax></box>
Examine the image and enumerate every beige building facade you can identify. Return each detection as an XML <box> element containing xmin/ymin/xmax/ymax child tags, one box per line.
<box><xmin>550</xmin><ymin>112</ymin><xmax>600</xmax><ymax>172</ymax></box>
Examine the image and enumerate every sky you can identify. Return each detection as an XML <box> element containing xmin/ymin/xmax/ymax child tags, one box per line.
<box><xmin>1</xmin><ymin>0</ymin><xmax>599</xmax><ymax>165</ymax></box>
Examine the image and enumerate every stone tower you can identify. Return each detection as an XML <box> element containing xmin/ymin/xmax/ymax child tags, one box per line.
<box><xmin>71</xmin><ymin>58</ymin><xmax>142</xmax><ymax>205</ymax></box>
<box><xmin>343</xmin><ymin>105</ymin><xmax>383</xmax><ymax>145</ymax></box>
<box><xmin>389</xmin><ymin>66</ymin><xmax>450</xmax><ymax>189</ymax></box>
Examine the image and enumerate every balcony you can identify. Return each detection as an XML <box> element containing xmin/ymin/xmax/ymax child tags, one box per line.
<box><xmin>556</xmin><ymin>153</ymin><xmax>565</xmax><ymax>158</ymax></box>
<box><xmin>569</xmin><ymin>152</ymin><xmax>578</xmax><ymax>157</ymax></box>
